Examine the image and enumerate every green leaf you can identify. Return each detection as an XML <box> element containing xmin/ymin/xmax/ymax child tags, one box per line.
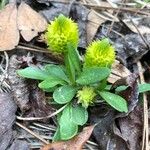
<box><xmin>76</xmin><ymin>67</ymin><xmax>110</xmax><ymax>85</ymax></box>
<box><xmin>17</xmin><ymin>67</ymin><xmax>49</xmax><ymax>80</ymax></box>
<box><xmin>59</xmin><ymin>106</ymin><xmax>78</xmax><ymax>140</ymax></box>
<box><xmin>99</xmin><ymin>91</ymin><xmax>128</xmax><ymax>113</ymax></box>
<box><xmin>138</xmin><ymin>83</ymin><xmax>150</xmax><ymax>93</ymax></box>
<box><xmin>115</xmin><ymin>86</ymin><xmax>128</xmax><ymax>92</ymax></box>
<box><xmin>53</xmin><ymin>85</ymin><xmax>76</xmax><ymax>104</ymax></box>
<box><xmin>38</xmin><ymin>77</ymin><xmax>65</xmax><ymax>89</ymax></box>
<box><xmin>45</xmin><ymin>64</ymin><xmax>69</xmax><ymax>82</ymax></box>
<box><xmin>53</xmin><ymin>127</ymin><xmax>61</xmax><ymax>141</ymax></box>
<box><xmin>65</xmin><ymin>53</ymin><xmax>75</xmax><ymax>84</ymax></box>
<box><xmin>70</xmin><ymin>105</ymin><xmax>88</xmax><ymax>125</ymax></box>
<box><xmin>67</xmin><ymin>44</ymin><xmax>81</xmax><ymax>73</ymax></box>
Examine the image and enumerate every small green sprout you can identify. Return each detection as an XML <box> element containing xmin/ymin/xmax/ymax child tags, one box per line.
<box><xmin>45</xmin><ymin>14</ymin><xmax>79</xmax><ymax>54</ymax></box>
<box><xmin>84</xmin><ymin>39</ymin><xmax>115</xmax><ymax>68</ymax></box>
<box><xmin>77</xmin><ymin>86</ymin><xmax>96</xmax><ymax>108</ymax></box>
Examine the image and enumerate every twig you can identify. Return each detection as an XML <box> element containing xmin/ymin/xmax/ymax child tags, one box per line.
<box><xmin>130</xmin><ymin>19</ymin><xmax>150</xmax><ymax>49</ymax></box>
<box><xmin>107</xmin><ymin>0</ymin><xmax>126</xmax><ymax>35</ymax></box>
<box><xmin>15</xmin><ymin>122</ymin><xmax>49</xmax><ymax>144</ymax></box>
<box><xmin>16</xmin><ymin>104</ymin><xmax>67</xmax><ymax>121</ymax></box>
<box><xmin>16</xmin><ymin>45</ymin><xmax>63</xmax><ymax>63</ymax></box>
<box><xmin>50</xmin><ymin>1</ymin><xmax>150</xmax><ymax>16</ymax></box>
<box><xmin>137</xmin><ymin>62</ymin><xmax>149</xmax><ymax>150</ymax></box>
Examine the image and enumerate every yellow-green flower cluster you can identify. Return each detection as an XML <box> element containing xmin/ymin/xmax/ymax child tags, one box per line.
<box><xmin>45</xmin><ymin>14</ymin><xmax>79</xmax><ymax>54</ymax></box>
<box><xmin>76</xmin><ymin>86</ymin><xmax>96</xmax><ymax>108</ymax></box>
<box><xmin>84</xmin><ymin>39</ymin><xmax>115</xmax><ymax>68</ymax></box>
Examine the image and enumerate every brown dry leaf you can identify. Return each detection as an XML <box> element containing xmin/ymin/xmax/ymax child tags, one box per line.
<box><xmin>41</xmin><ymin>126</ymin><xmax>94</xmax><ymax>150</ymax></box>
<box><xmin>0</xmin><ymin>3</ymin><xmax>19</xmax><ymax>51</ymax></box>
<box><xmin>108</xmin><ymin>60</ymin><xmax>131</xmax><ymax>83</ymax></box>
<box><xmin>18</xmin><ymin>2</ymin><xmax>47</xmax><ymax>42</ymax></box>
<box><xmin>87</xmin><ymin>10</ymin><xmax>105</xmax><ymax>44</ymax></box>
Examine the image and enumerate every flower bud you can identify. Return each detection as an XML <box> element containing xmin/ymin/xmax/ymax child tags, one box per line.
<box><xmin>84</xmin><ymin>39</ymin><xmax>115</xmax><ymax>68</ymax></box>
<box><xmin>76</xmin><ymin>86</ymin><xmax>96</xmax><ymax>108</ymax></box>
<box><xmin>45</xmin><ymin>14</ymin><xmax>79</xmax><ymax>54</ymax></box>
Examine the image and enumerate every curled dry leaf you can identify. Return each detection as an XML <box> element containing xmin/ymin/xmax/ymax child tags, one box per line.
<box><xmin>18</xmin><ymin>2</ymin><xmax>47</xmax><ymax>42</ymax></box>
<box><xmin>108</xmin><ymin>60</ymin><xmax>131</xmax><ymax>84</ymax></box>
<box><xmin>41</xmin><ymin>126</ymin><xmax>94</xmax><ymax>150</ymax></box>
<box><xmin>0</xmin><ymin>3</ymin><xmax>19</xmax><ymax>51</ymax></box>
<box><xmin>86</xmin><ymin>10</ymin><xmax>105</xmax><ymax>44</ymax></box>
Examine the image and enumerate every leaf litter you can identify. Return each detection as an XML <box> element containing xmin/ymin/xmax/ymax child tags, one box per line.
<box><xmin>0</xmin><ymin>0</ymin><xmax>150</xmax><ymax>150</ymax></box>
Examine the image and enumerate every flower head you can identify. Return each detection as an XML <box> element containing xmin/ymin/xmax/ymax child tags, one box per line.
<box><xmin>84</xmin><ymin>39</ymin><xmax>115</xmax><ymax>68</ymax></box>
<box><xmin>76</xmin><ymin>86</ymin><xmax>96</xmax><ymax>108</ymax></box>
<box><xmin>45</xmin><ymin>14</ymin><xmax>79</xmax><ymax>54</ymax></box>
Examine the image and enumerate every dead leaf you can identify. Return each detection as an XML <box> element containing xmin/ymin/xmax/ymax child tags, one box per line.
<box><xmin>108</xmin><ymin>60</ymin><xmax>131</xmax><ymax>83</ymax></box>
<box><xmin>0</xmin><ymin>3</ymin><xmax>19</xmax><ymax>51</ymax></box>
<box><xmin>18</xmin><ymin>2</ymin><xmax>47</xmax><ymax>42</ymax></box>
<box><xmin>89</xmin><ymin>106</ymin><xmax>129</xmax><ymax>150</ymax></box>
<box><xmin>41</xmin><ymin>126</ymin><xmax>94</xmax><ymax>150</ymax></box>
<box><xmin>0</xmin><ymin>93</ymin><xmax>17</xmax><ymax>149</ymax></box>
<box><xmin>8</xmin><ymin>55</ymin><xmax>53</xmax><ymax>118</ymax></box>
<box><xmin>114</xmin><ymin>106</ymin><xmax>143</xmax><ymax>150</ymax></box>
<box><xmin>87</xmin><ymin>10</ymin><xmax>105</xmax><ymax>44</ymax></box>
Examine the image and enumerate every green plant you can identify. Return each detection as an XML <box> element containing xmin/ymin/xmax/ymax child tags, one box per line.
<box><xmin>0</xmin><ymin>0</ymin><xmax>8</xmax><ymax>9</ymax></box>
<box><xmin>17</xmin><ymin>14</ymin><xmax>133</xmax><ymax>141</ymax></box>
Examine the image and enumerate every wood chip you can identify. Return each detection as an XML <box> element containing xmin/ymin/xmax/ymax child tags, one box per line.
<box><xmin>0</xmin><ymin>3</ymin><xmax>19</xmax><ymax>51</ymax></box>
<box><xmin>18</xmin><ymin>2</ymin><xmax>47</xmax><ymax>42</ymax></box>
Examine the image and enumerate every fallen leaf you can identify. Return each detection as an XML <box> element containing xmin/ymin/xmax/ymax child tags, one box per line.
<box><xmin>18</xmin><ymin>2</ymin><xmax>47</xmax><ymax>42</ymax></box>
<box><xmin>8</xmin><ymin>140</ymin><xmax>30</xmax><ymax>150</ymax></box>
<box><xmin>0</xmin><ymin>3</ymin><xmax>19</xmax><ymax>51</ymax></box>
<box><xmin>108</xmin><ymin>60</ymin><xmax>131</xmax><ymax>83</ymax></box>
<box><xmin>87</xmin><ymin>10</ymin><xmax>105</xmax><ymax>44</ymax></box>
<box><xmin>0</xmin><ymin>93</ymin><xmax>17</xmax><ymax>149</ymax></box>
<box><xmin>8</xmin><ymin>55</ymin><xmax>53</xmax><ymax>118</ymax></box>
<box><xmin>41</xmin><ymin>126</ymin><xmax>94</xmax><ymax>150</ymax></box>
<box><xmin>89</xmin><ymin>106</ymin><xmax>129</xmax><ymax>150</ymax></box>
<box><xmin>114</xmin><ymin>106</ymin><xmax>143</xmax><ymax>150</ymax></box>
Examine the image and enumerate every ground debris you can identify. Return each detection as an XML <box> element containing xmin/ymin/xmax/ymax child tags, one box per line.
<box><xmin>0</xmin><ymin>92</ymin><xmax>17</xmax><ymax>149</ymax></box>
<box><xmin>0</xmin><ymin>3</ymin><xmax>19</xmax><ymax>51</ymax></box>
<box><xmin>8</xmin><ymin>55</ymin><xmax>53</xmax><ymax>118</ymax></box>
<box><xmin>18</xmin><ymin>2</ymin><xmax>47</xmax><ymax>42</ymax></box>
<box><xmin>41</xmin><ymin>126</ymin><xmax>94</xmax><ymax>150</ymax></box>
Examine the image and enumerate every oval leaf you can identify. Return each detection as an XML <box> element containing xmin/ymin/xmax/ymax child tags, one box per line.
<box><xmin>59</xmin><ymin>106</ymin><xmax>78</xmax><ymax>140</ymax></box>
<box><xmin>76</xmin><ymin>67</ymin><xmax>110</xmax><ymax>85</ymax></box>
<box><xmin>71</xmin><ymin>105</ymin><xmax>88</xmax><ymax>125</ymax></box>
<box><xmin>138</xmin><ymin>83</ymin><xmax>150</xmax><ymax>93</ymax></box>
<box><xmin>38</xmin><ymin>77</ymin><xmax>65</xmax><ymax>89</ymax></box>
<box><xmin>45</xmin><ymin>64</ymin><xmax>69</xmax><ymax>82</ymax></box>
<box><xmin>99</xmin><ymin>91</ymin><xmax>128</xmax><ymax>113</ymax></box>
<box><xmin>53</xmin><ymin>85</ymin><xmax>76</xmax><ymax>104</ymax></box>
<box><xmin>17</xmin><ymin>67</ymin><xmax>49</xmax><ymax>80</ymax></box>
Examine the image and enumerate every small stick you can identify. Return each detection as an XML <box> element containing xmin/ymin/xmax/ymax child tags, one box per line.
<box><xmin>137</xmin><ymin>62</ymin><xmax>149</xmax><ymax>150</ymax></box>
<box><xmin>15</xmin><ymin>122</ymin><xmax>49</xmax><ymax>144</ymax></box>
<box><xmin>130</xmin><ymin>19</ymin><xmax>150</xmax><ymax>49</ymax></box>
<box><xmin>50</xmin><ymin>1</ymin><xmax>150</xmax><ymax>16</ymax></box>
<box><xmin>17</xmin><ymin>104</ymin><xmax>67</xmax><ymax>121</ymax></box>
